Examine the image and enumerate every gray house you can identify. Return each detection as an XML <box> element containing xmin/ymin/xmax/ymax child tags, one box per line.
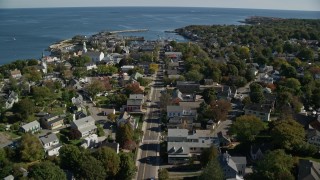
<box><xmin>298</xmin><ymin>159</ymin><xmax>320</xmax><ymax>180</ymax></box>
<box><xmin>70</xmin><ymin>116</ymin><xmax>97</xmax><ymax>138</ymax></box>
<box><xmin>20</xmin><ymin>120</ymin><xmax>41</xmax><ymax>134</ymax></box>
<box><xmin>219</xmin><ymin>152</ymin><xmax>246</xmax><ymax>180</ymax></box>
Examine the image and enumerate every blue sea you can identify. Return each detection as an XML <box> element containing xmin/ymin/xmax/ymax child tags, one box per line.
<box><xmin>0</xmin><ymin>7</ymin><xmax>319</xmax><ymax>64</ymax></box>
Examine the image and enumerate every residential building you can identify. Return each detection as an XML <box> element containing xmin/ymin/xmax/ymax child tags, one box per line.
<box><xmin>218</xmin><ymin>152</ymin><xmax>247</xmax><ymax>180</ymax></box>
<box><xmin>215</xmin><ymin>85</ymin><xmax>237</xmax><ymax>100</ymax></box>
<box><xmin>83</xmin><ymin>51</ymin><xmax>105</xmax><ymax>62</ymax></box>
<box><xmin>81</xmin><ymin>134</ymin><xmax>99</xmax><ymax>149</ymax></box>
<box><xmin>5</xmin><ymin>91</ymin><xmax>19</xmax><ymax>109</ymax></box>
<box><xmin>298</xmin><ymin>159</ymin><xmax>320</xmax><ymax>180</ymax></box>
<box><xmin>307</xmin><ymin>121</ymin><xmax>320</xmax><ymax>149</ymax></box>
<box><xmin>167</xmin><ymin>129</ymin><xmax>219</xmax><ymax>164</ymax></box>
<box><xmin>250</xmin><ymin>143</ymin><xmax>272</xmax><ymax>160</ymax></box>
<box><xmin>167</xmin><ymin>116</ymin><xmax>194</xmax><ymax>130</ymax></box>
<box><xmin>40</xmin><ymin>114</ymin><xmax>64</xmax><ymax>130</ymax></box>
<box><xmin>171</xmin><ymin>89</ymin><xmax>195</xmax><ymax>103</ymax></box>
<box><xmin>127</xmin><ymin>94</ymin><xmax>144</xmax><ymax>112</ymax></box>
<box><xmin>39</xmin><ymin>133</ymin><xmax>62</xmax><ymax>156</ymax></box>
<box><xmin>70</xmin><ymin>116</ymin><xmax>97</xmax><ymax>138</ymax></box>
<box><xmin>244</xmin><ymin>103</ymin><xmax>272</xmax><ymax>121</ymax></box>
<box><xmin>20</xmin><ymin>120</ymin><xmax>41</xmax><ymax>134</ymax></box>
<box><xmin>217</xmin><ymin>131</ymin><xmax>231</xmax><ymax>147</ymax></box>
<box><xmin>176</xmin><ymin>81</ymin><xmax>200</xmax><ymax>94</ymax></box>
<box><xmin>85</xmin><ymin>62</ymin><xmax>97</xmax><ymax>71</ymax></box>
<box><xmin>10</xmin><ymin>69</ymin><xmax>22</xmax><ymax>79</ymax></box>
<box><xmin>164</xmin><ymin>52</ymin><xmax>183</xmax><ymax>60</ymax></box>
<box><xmin>130</xmin><ymin>72</ymin><xmax>144</xmax><ymax>81</ymax></box>
<box><xmin>167</xmin><ymin>105</ymin><xmax>197</xmax><ymax>119</ymax></box>
<box><xmin>117</xmin><ymin>111</ymin><xmax>137</xmax><ymax>129</ymax></box>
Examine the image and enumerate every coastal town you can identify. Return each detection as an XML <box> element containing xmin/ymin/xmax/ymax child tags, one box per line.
<box><xmin>0</xmin><ymin>16</ymin><xmax>320</xmax><ymax>180</ymax></box>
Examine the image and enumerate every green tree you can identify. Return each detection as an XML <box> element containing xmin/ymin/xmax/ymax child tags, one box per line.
<box><xmin>77</xmin><ymin>154</ymin><xmax>106</xmax><ymax>180</ymax></box>
<box><xmin>202</xmin><ymin>87</ymin><xmax>216</xmax><ymax>104</ymax></box>
<box><xmin>271</xmin><ymin>120</ymin><xmax>305</xmax><ymax>151</ymax></box>
<box><xmin>32</xmin><ymin>86</ymin><xmax>54</xmax><ymax>105</ymax></box>
<box><xmin>93</xmin><ymin>147</ymin><xmax>120</xmax><ymax>178</ymax></box>
<box><xmin>70</xmin><ymin>55</ymin><xmax>91</xmax><ymax>67</ymax></box>
<box><xmin>19</xmin><ymin>133</ymin><xmax>44</xmax><ymax>162</ymax></box>
<box><xmin>200</xmin><ymin>146</ymin><xmax>219</xmax><ymax>167</ymax></box>
<box><xmin>28</xmin><ymin>161</ymin><xmax>66</xmax><ymax>180</ymax></box>
<box><xmin>184</xmin><ymin>70</ymin><xmax>204</xmax><ymax>82</ymax></box>
<box><xmin>249</xmin><ymin>83</ymin><xmax>265</xmax><ymax>103</ymax></box>
<box><xmin>198</xmin><ymin>159</ymin><xmax>224</xmax><ymax>180</ymax></box>
<box><xmin>116</xmin><ymin>123</ymin><xmax>134</xmax><ymax>148</ymax></box>
<box><xmin>12</xmin><ymin>98</ymin><xmax>35</xmax><ymax>121</ymax></box>
<box><xmin>158</xmin><ymin>168</ymin><xmax>169</xmax><ymax>180</ymax></box>
<box><xmin>230</xmin><ymin>115</ymin><xmax>266</xmax><ymax>142</ymax></box>
<box><xmin>73</xmin><ymin>67</ymin><xmax>87</xmax><ymax>78</ymax></box>
<box><xmin>116</xmin><ymin>152</ymin><xmax>137</xmax><ymax>180</ymax></box>
<box><xmin>253</xmin><ymin>149</ymin><xmax>294</xmax><ymax>180</ymax></box>
<box><xmin>59</xmin><ymin>144</ymin><xmax>82</xmax><ymax>171</ymax></box>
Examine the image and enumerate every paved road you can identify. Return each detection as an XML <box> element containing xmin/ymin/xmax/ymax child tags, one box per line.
<box><xmin>136</xmin><ymin>70</ymin><xmax>163</xmax><ymax>180</ymax></box>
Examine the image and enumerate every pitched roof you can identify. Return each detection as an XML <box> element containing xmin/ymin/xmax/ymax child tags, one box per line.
<box><xmin>168</xmin><ymin>129</ymin><xmax>188</xmax><ymax>138</ymax></box>
<box><xmin>298</xmin><ymin>159</ymin><xmax>320</xmax><ymax>180</ymax></box>
<box><xmin>71</xmin><ymin>116</ymin><xmax>95</xmax><ymax>128</ymax></box>
<box><xmin>244</xmin><ymin>103</ymin><xmax>272</xmax><ymax>113</ymax></box>
<box><xmin>129</xmin><ymin>94</ymin><xmax>144</xmax><ymax>100</ymax></box>
<box><xmin>39</xmin><ymin>133</ymin><xmax>59</xmax><ymax>145</ymax></box>
<box><xmin>21</xmin><ymin>120</ymin><xmax>40</xmax><ymax>130</ymax></box>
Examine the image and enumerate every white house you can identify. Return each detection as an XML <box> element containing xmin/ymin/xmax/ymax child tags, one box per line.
<box><xmin>85</xmin><ymin>62</ymin><xmax>97</xmax><ymax>71</ymax></box>
<box><xmin>81</xmin><ymin>134</ymin><xmax>99</xmax><ymax>149</ymax></box>
<box><xmin>20</xmin><ymin>120</ymin><xmax>41</xmax><ymax>134</ymax></box>
<box><xmin>39</xmin><ymin>133</ymin><xmax>62</xmax><ymax>156</ymax></box>
<box><xmin>83</xmin><ymin>51</ymin><xmax>105</xmax><ymax>62</ymax></box>
<box><xmin>244</xmin><ymin>104</ymin><xmax>272</xmax><ymax>121</ymax></box>
<box><xmin>167</xmin><ymin>129</ymin><xmax>219</xmax><ymax>164</ymax></box>
<box><xmin>70</xmin><ymin>116</ymin><xmax>97</xmax><ymax>138</ymax></box>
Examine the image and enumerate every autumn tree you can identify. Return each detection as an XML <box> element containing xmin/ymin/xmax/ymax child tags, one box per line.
<box><xmin>93</xmin><ymin>147</ymin><xmax>120</xmax><ymax>178</ymax></box>
<box><xmin>149</xmin><ymin>63</ymin><xmax>159</xmax><ymax>74</ymax></box>
<box><xmin>125</xmin><ymin>83</ymin><xmax>144</xmax><ymax>95</ymax></box>
<box><xmin>28</xmin><ymin>161</ymin><xmax>66</xmax><ymax>180</ymax></box>
<box><xmin>116</xmin><ymin>123</ymin><xmax>134</xmax><ymax>148</ymax></box>
<box><xmin>19</xmin><ymin>133</ymin><xmax>44</xmax><ymax>162</ymax></box>
<box><xmin>85</xmin><ymin>79</ymin><xmax>106</xmax><ymax>98</ymax></box>
<box><xmin>208</xmin><ymin>100</ymin><xmax>232</xmax><ymax>122</ymax></box>
<box><xmin>230</xmin><ymin>115</ymin><xmax>266</xmax><ymax>142</ymax></box>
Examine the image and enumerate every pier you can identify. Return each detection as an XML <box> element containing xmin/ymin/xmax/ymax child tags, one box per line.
<box><xmin>109</xmin><ymin>29</ymin><xmax>149</xmax><ymax>34</ymax></box>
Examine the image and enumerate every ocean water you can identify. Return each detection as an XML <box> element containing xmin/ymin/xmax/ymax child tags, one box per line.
<box><xmin>0</xmin><ymin>7</ymin><xmax>319</xmax><ymax>64</ymax></box>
